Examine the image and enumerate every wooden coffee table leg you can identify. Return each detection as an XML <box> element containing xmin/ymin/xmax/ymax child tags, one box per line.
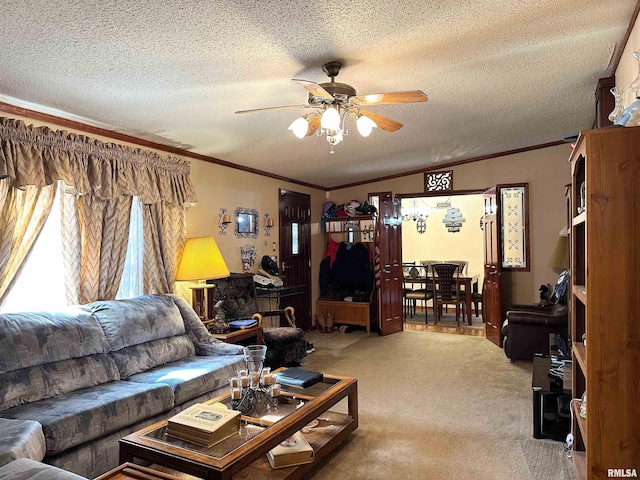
<box><xmin>348</xmin><ymin>383</ymin><xmax>358</xmax><ymax>427</ymax></box>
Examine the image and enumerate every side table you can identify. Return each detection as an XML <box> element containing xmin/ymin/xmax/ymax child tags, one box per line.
<box><xmin>532</xmin><ymin>354</ymin><xmax>571</xmax><ymax>441</ymax></box>
<box><xmin>210</xmin><ymin>325</ymin><xmax>263</xmax><ymax>345</ymax></box>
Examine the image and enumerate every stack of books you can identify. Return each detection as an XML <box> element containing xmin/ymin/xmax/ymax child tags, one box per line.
<box><xmin>267</xmin><ymin>431</ymin><xmax>314</xmax><ymax>469</ymax></box>
<box><xmin>275</xmin><ymin>368</ymin><xmax>323</xmax><ymax>389</ymax></box>
<box><xmin>167</xmin><ymin>403</ymin><xmax>240</xmax><ymax>447</ymax></box>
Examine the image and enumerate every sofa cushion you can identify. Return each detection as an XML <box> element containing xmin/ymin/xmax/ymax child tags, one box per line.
<box><xmin>126</xmin><ymin>354</ymin><xmax>245</xmax><ymax>405</ymax></box>
<box><xmin>87</xmin><ymin>294</ymin><xmax>186</xmax><ymax>350</ymax></box>
<box><xmin>0</xmin><ymin>418</ymin><xmax>46</xmax><ymax>467</ymax></box>
<box><xmin>168</xmin><ymin>294</ymin><xmax>244</xmax><ymax>356</ymax></box>
<box><xmin>110</xmin><ymin>335</ymin><xmax>195</xmax><ymax>379</ymax></box>
<box><xmin>0</xmin><ymin>381</ymin><xmax>173</xmax><ymax>455</ymax></box>
<box><xmin>0</xmin><ymin>354</ymin><xmax>120</xmax><ymax>411</ymax></box>
<box><xmin>0</xmin><ymin>458</ymin><xmax>87</xmax><ymax>480</ymax></box>
<box><xmin>0</xmin><ymin>307</ymin><xmax>110</xmax><ymax>375</ymax></box>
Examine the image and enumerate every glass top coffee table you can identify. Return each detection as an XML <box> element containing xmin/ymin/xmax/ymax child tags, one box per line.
<box><xmin>119</xmin><ymin>370</ymin><xmax>358</xmax><ymax>480</ymax></box>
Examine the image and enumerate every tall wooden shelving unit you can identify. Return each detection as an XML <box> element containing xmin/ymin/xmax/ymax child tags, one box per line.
<box><xmin>569</xmin><ymin>127</ymin><xmax>640</xmax><ymax>480</ymax></box>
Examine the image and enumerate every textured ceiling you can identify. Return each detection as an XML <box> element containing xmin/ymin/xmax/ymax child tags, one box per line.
<box><xmin>0</xmin><ymin>1</ymin><xmax>636</xmax><ymax>188</ymax></box>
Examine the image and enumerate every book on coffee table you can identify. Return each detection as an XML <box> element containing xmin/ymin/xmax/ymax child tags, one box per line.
<box><xmin>266</xmin><ymin>431</ymin><xmax>314</xmax><ymax>469</ymax></box>
<box><xmin>167</xmin><ymin>403</ymin><xmax>240</xmax><ymax>447</ymax></box>
<box><xmin>275</xmin><ymin>368</ymin><xmax>323</xmax><ymax>388</ymax></box>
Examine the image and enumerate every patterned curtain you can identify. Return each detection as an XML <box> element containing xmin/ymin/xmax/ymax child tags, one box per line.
<box><xmin>0</xmin><ymin>117</ymin><xmax>197</xmax><ymax>304</ymax></box>
<box><xmin>0</xmin><ymin>179</ymin><xmax>55</xmax><ymax>304</ymax></box>
<box><xmin>61</xmin><ymin>192</ymin><xmax>133</xmax><ymax>304</ymax></box>
<box><xmin>143</xmin><ymin>201</ymin><xmax>186</xmax><ymax>295</ymax></box>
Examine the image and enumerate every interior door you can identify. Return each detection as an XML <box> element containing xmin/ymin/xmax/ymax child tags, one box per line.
<box><xmin>370</xmin><ymin>192</ymin><xmax>404</xmax><ymax>336</ymax></box>
<box><xmin>483</xmin><ymin>187</ymin><xmax>503</xmax><ymax>347</ymax></box>
<box><xmin>278</xmin><ymin>189</ymin><xmax>312</xmax><ymax>331</ymax></box>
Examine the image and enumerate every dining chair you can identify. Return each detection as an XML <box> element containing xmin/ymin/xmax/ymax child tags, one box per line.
<box><xmin>445</xmin><ymin>260</ymin><xmax>467</xmax><ymax>275</ymax></box>
<box><xmin>431</xmin><ymin>262</ymin><xmax>466</xmax><ymax>326</ymax></box>
<box><xmin>403</xmin><ymin>264</ymin><xmax>433</xmax><ymax>320</ymax></box>
<box><xmin>402</xmin><ymin>262</ymin><xmax>417</xmax><ymax>318</ymax></box>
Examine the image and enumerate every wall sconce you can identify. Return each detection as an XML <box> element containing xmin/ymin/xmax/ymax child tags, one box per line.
<box><xmin>264</xmin><ymin>213</ymin><xmax>275</xmax><ymax>237</ymax></box>
<box><xmin>218</xmin><ymin>208</ymin><xmax>232</xmax><ymax>235</ymax></box>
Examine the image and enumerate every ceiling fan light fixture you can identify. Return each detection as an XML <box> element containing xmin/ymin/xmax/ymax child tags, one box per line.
<box><xmin>356</xmin><ymin>115</ymin><xmax>377</xmax><ymax>137</ymax></box>
<box><xmin>364</xmin><ymin>94</ymin><xmax>383</xmax><ymax>104</ymax></box>
<box><xmin>288</xmin><ymin>116</ymin><xmax>309</xmax><ymax>139</ymax></box>
<box><xmin>321</xmin><ymin>107</ymin><xmax>341</xmax><ymax>131</ymax></box>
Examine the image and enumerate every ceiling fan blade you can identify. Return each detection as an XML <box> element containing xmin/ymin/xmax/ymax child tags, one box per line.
<box><xmin>351</xmin><ymin>90</ymin><xmax>428</xmax><ymax>106</ymax></box>
<box><xmin>359</xmin><ymin>110</ymin><xmax>403</xmax><ymax>132</ymax></box>
<box><xmin>235</xmin><ymin>104</ymin><xmax>309</xmax><ymax>114</ymax></box>
<box><xmin>293</xmin><ymin>79</ymin><xmax>334</xmax><ymax>100</ymax></box>
<box><xmin>306</xmin><ymin>116</ymin><xmax>321</xmax><ymax>136</ymax></box>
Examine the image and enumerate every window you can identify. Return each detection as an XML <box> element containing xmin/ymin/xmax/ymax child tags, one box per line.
<box><xmin>116</xmin><ymin>196</ymin><xmax>144</xmax><ymax>299</ymax></box>
<box><xmin>1</xmin><ymin>192</ymin><xmax>145</xmax><ymax>312</ymax></box>
<box><xmin>0</xmin><ymin>184</ymin><xmax>66</xmax><ymax>313</ymax></box>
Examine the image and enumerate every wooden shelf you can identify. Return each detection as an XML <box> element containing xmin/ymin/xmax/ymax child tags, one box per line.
<box><xmin>572</xmin><ymin>399</ymin><xmax>587</xmax><ymax>448</ymax></box>
<box><xmin>572</xmin><ymin>451</ymin><xmax>587</xmax><ymax>480</ymax></box>
<box><xmin>573</xmin><ymin>343</ymin><xmax>587</xmax><ymax>374</ymax></box>
<box><xmin>572</xmin><ymin>211</ymin><xmax>586</xmax><ymax>226</ymax></box>
<box><xmin>572</xmin><ymin>285</ymin><xmax>587</xmax><ymax>304</ymax></box>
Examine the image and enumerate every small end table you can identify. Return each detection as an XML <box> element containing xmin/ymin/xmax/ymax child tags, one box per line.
<box><xmin>210</xmin><ymin>325</ymin><xmax>263</xmax><ymax>345</ymax></box>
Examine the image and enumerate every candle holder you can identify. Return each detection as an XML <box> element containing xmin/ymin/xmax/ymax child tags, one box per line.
<box><xmin>218</xmin><ymin>208</ymin><xmax>232</xmax><ymax>235</ymax></box>
<box><xmin>264</xmin><ymin>213</ymin><xmax>275</xmax><ymax>237</ymax></box>
<box><xmin>230</xmin><ymin>346</ymin><xmax>279</xmax><ymax>416</ymax></box>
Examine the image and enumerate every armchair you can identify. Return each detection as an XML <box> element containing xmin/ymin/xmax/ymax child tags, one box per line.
<box><xmin>502</xmin><ymin>270</ymin><xmax>569</xmax><ymax>361</ymax></box>
<box><xmin>207</xmin><ymin>273</ymin><xmax>307</xmax><ymax>368</ymax></box>
<box><xmin>502</xmin><ymin>303</ymin><xmax>568</xmax><ymax>361</ymax></box>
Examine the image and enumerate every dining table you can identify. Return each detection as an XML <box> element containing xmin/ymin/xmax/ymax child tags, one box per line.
<box><xmin>404</xmin><ymin>273</ymin><xmax>480</xmax><ymax>325</ymax></box>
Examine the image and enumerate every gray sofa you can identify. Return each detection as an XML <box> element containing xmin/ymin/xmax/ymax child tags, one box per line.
<box><xmin>0</xmin><ymin>294</ymin><xmax>246</xmax><ymax>479</ymax></box>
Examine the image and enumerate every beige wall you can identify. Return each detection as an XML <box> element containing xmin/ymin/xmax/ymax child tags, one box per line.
<box><xmin>186</xmin><ymin>160</ymin><xmax>326</xmax><ymax>311</ymax></box>
<box><xmin>329</xmin><ymin>144</ymin><xmax>571</xmax><ymax>305</ymax></box>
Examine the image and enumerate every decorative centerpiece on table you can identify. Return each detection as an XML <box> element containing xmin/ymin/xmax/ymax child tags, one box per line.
<box><xmin>229</xmin><ymin>345</ymin><xmax>280</xmax><ymax>415</ymax></box>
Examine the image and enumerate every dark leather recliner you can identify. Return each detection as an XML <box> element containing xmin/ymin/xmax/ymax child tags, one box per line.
<box><xmin>502</xmin><ymin>303</ymin><xmax>568</xmax><ymax>361</ymax></box>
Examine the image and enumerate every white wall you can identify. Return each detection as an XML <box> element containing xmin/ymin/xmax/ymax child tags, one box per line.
<box><xmin>615</xmin><ymin>14</ymin><xmax>640</xmax><ymax>105</ymax></box>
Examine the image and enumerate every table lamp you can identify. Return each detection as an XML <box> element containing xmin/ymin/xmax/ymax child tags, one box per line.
<box><xmin>176</xmin><ymin>236</ymin><xmax>230</xmax><ymax>319</ymax></box>
<box><xmin>547</xmin><ymin>228</ymin><xmax>568</xmax><ymax>270</ymax></box>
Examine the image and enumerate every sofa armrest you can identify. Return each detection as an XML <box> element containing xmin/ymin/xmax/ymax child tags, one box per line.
<box><xmin>0</xmin><ymin>419</ymin><xmax>46</xmax><ymax>467</ymax></box>
<box><xmin>506</xmin><ymin>310</ymin><xmax>567</xmax><ymax>327</ymax></box>
<box><xmin>509</xmin><ymin>304</ymin><xmax>554</xmax><ymax>314</ymax></box>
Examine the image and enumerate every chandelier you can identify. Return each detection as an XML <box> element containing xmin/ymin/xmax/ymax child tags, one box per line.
<box><xmin>401</xmin><ymin>199</ymin><xmax>431</xmax><ymax>222</ymax></box>
<box><xmin>288</xmin><ymin>105</ymin><xmax>378</xmax><ymax>154</ymax></box>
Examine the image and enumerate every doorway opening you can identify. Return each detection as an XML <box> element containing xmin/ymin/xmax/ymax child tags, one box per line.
<box><xmin>399</xmin><ymin>190</ymin><xmax>485</xmax><ymax>336</ymax></box>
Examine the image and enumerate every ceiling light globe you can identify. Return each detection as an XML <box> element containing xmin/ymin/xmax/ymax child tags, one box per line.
<box><xmin>288</xmin><ymin>117</ymin><xmax>309</xmax><ymax>139</ymax></box>
<box><xmin>321</xmin><ymin>107</ymin><xmax>340</xmax><ymax>131</ymax></box>
<box><xmin>356</xmin><ymin>115</ymin><xmax>377</xmax><ymax>137</ymax></box>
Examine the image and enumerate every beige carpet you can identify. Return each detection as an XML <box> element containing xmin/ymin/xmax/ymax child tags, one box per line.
<box><xmin>300</xmin><ymin>330</ymin><xmax>576</xmax><ymax>480</ymax></box>
<box><xmin>305</xmin><ymin>329</ymin><xmax>370</xmax><ymax>350</ymax></box>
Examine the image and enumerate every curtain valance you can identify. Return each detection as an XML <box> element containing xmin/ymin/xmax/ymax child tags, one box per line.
<box><xmin>0</xmin><ymin>117</ymin><xmax>197</xmax><ymax>206</ymax></box>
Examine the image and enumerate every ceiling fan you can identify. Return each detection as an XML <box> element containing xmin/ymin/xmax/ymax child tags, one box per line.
<box><xmin>235</xmin><ymin>61</ymin><xmax>428</xmax><ymax>153</ymax></box>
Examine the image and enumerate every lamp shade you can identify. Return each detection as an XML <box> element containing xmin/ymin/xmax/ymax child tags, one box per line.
<box><xmin>547</xmin><ymin>229</ymin><xmax>569</xmax><ymax>269</ymax></box>
<box><xmin>176</xmin><ymin>236</ymin><xmax>230</xmax><ymax>281</ymax></box>
<box><xmin>321</xmin><ymin>107</ymin><xmax>340</xmax><ymax>131</ymax></box>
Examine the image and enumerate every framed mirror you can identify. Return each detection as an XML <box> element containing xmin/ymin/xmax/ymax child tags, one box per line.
<box><xmin>235</xmin><ymin>207</ymin><xmax>258</xmax><ymax>238</ymax></box>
